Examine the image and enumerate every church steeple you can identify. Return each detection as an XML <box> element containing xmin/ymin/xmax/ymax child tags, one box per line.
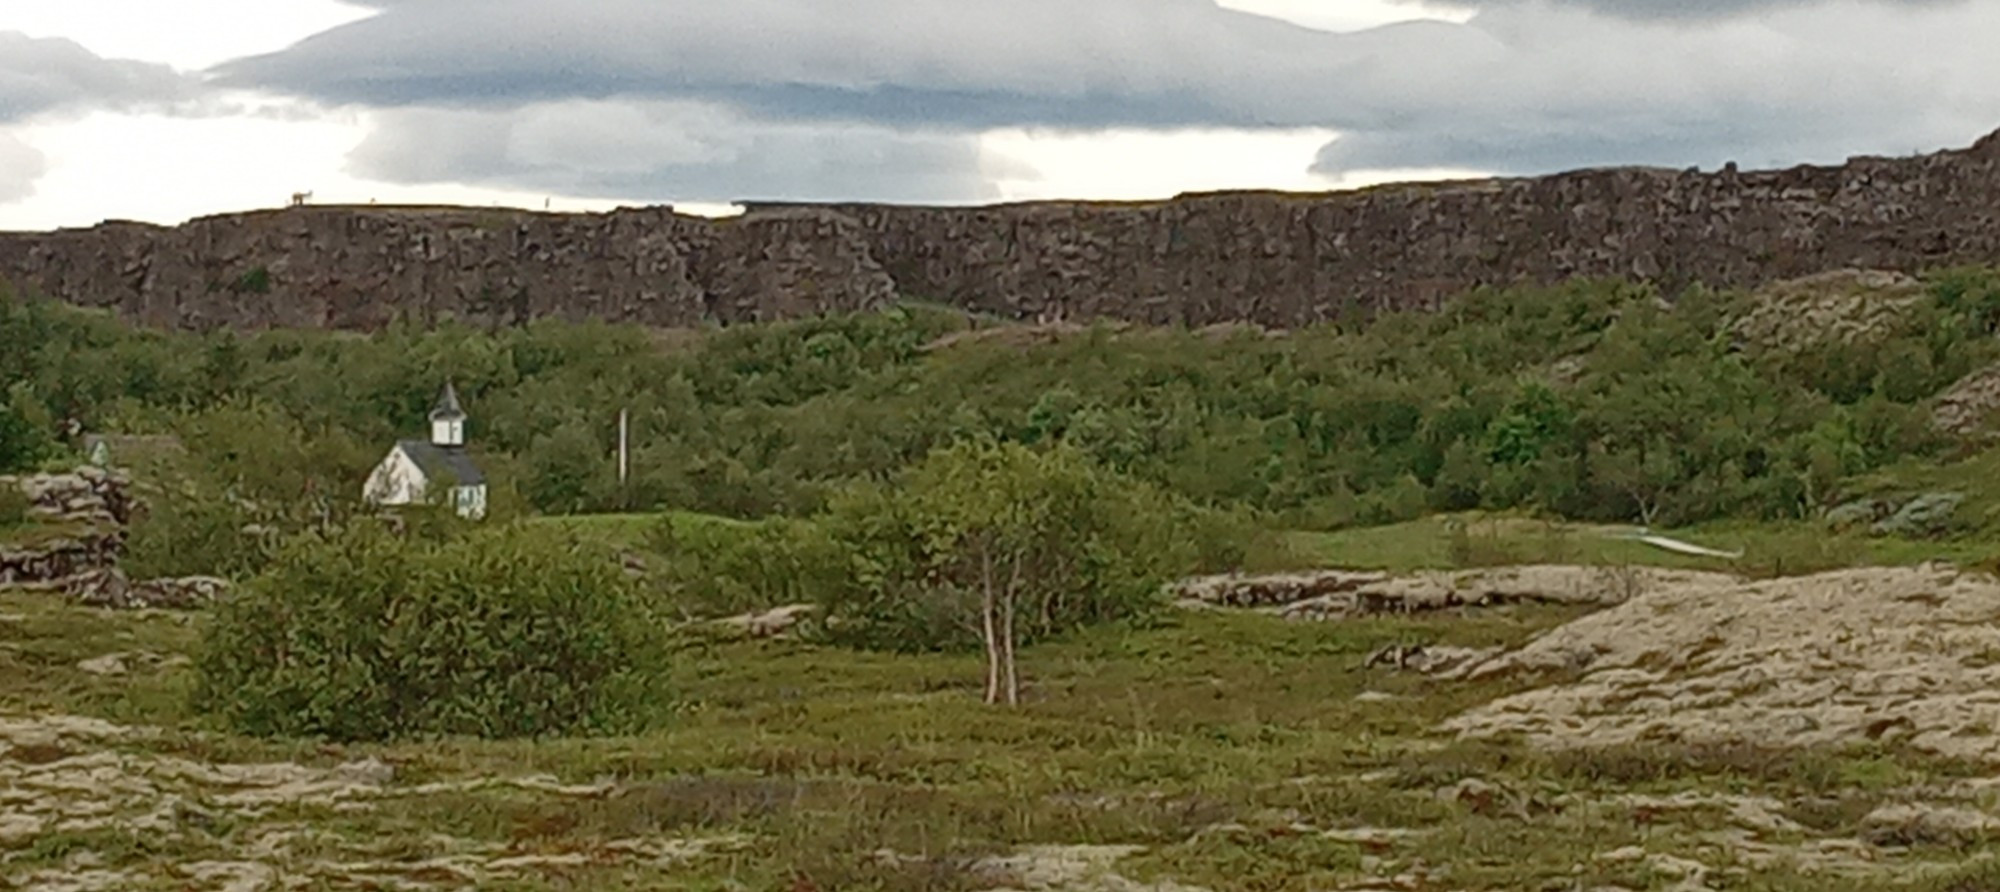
<box><xmin>429</xmin><ymin>380</ymin><xmax>466</xmax><ymax>447</ymax></box>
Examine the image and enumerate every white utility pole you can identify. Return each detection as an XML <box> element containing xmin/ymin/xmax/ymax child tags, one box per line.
<box><xmin>617</xmin><ymin>408</ymin><xmax>630</xmax><ymax>487</ymax></box>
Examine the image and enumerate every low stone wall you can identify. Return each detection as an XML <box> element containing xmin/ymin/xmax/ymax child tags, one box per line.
<box><xmin>64</xmin><ymin>569</ymin><xmax>230</xmax><ymax>610</ymax></box>
<box><xmin>0</xmin><ymin>532</ymin><xmax>122</xmax><ymax>589</ymax></box>
<box><xmin>12</xmin><ymin>466</ymin><xmax>139</xmax><ymax>527</ymax></box>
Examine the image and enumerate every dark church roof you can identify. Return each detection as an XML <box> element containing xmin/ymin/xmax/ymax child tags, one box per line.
<box><xmin>397</xmin><ymin>440</ymin><xmax>486</xmax><ymax>486</ymax></box>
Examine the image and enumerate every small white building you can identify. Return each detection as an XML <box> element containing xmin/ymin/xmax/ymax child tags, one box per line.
<box><xmin>363</xmin><ymin>381</ymin><xmax>488</xmax><ymax>520</ymax></box>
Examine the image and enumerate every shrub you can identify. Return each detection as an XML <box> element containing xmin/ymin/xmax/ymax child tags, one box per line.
<box><xmin>813</xmin><ymin>440</ymin><xmax>1233</xmax><ymax>704</ymax></box>
<box><xmin>0</xmin><ymin>483</ymin><xmax>28</xmax><ymax>528</ymax></box>
<box><xmin>641</xmin><ymin>515</ymin><xmax>843</xmax><ymax>618</ymax></box>
<box><xmin>193</xmin><ymin>521</ymin><xmax>671</xmax><ymax>741</ymax></box>
<box><xmin>121</xmin><ymin>487</ymin><xmax>271</xmax><ymax>580</ymax></box>
<box><xmin>0</xmin><ymin>395</ymin><xmax>51</xmax><ymax>475</ymax></box>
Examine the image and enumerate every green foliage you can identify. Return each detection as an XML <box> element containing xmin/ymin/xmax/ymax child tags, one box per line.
<box><xmin>232</xmin><ymin>267</ymin><xmax>272</xmax><ymax>295</ymax></box>
<box><xmin>193</xmin><ymin>521</ymin><xmax>671</xmax><ymax>742</ymax></box>
<box><xmin>121</xmin><ymin>399</ymin><xmax>375</xmax><ymax>579</ymax></box>
<box><xmin>0</xmin><ymin>387</ymin><xmax>53</xmax><ymax>474</ymax></box>
<box><xmin>640</xmin><ymin>514</ymin><xmax>843</xmax><ymax>618</ymax></box>
<box><xmin>121</xmin><ymin>487</ymin><xmax>273</xmax><ymax>580</ymax></box>
<box><xmin>1929</xmin><ymin>265</ymin><xmax>2000</xmax><ymax>336</ymax></box>
<box><xmin>813</xmin><ymin>440</ymin><xmax>1221</xmax><ymax>654</ymax></box>
<box><xmin>0</xmin><ymin>484</ymin><xmax>28</xmax><ymax>529</ymax></box>
<box><xmin>8</xmin><ymin>267</ymin><xmax>2000</xmax><ymax>538</ymax></box>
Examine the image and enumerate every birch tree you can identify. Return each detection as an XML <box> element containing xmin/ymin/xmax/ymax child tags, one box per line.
<box><xmin>818</xmin><ymin>439</ymin><xmax>1197</xmax><ymax>706</ymax></box>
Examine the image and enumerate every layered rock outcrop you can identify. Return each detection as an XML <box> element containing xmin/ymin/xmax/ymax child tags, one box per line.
<box><xmin>7</xmin><ymin>129</ymin><xmax>2000</xmax><ymax>330</ymax></box>
<box><xmin>1</xmin><ymin>467</ymin><xmax>225</xmax><ymax>609</ymax></box>
<box><xmin>15</xmin><ymin>465</ymin><xmax>138</xmax><ymax>528</ymax></box>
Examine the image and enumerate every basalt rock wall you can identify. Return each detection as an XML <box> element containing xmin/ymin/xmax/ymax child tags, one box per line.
<box><xmin>7</xmin><ymin>129</ymin><xmax>2000</xmax><ymax>331</ymax></box>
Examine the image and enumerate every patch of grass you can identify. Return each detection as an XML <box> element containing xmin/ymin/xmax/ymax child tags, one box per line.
<box><xmin>1918</xmin><ymin>858</ymin><xmax>2000</xmax><ymax>892</ymax></box>
<box><xmin>1291</xmin><ymin>511</ymin><xmax>1994</xmax><ymax>577</ymax></box>
<box><xmin>0</xmin><ymin>591</ymin><xmax>199</xmax><ymax>724</ymax></box>
<box><xmin>230</xmin><ymin>266</ymin><xmax>272</xmax><ymax>295</ymax></box>
<box><xmin>0</xmin><ymin>518</ymin><xmax>105</xmax><ymax>549</ymax></box>
<box><xmin>526</xmin><ymin>511</ymin><xmax>756</xmax><ymax>552</ymax></box>
<box><xmin>10</xmin><ymin>825</ymin><xmax>219</xmax><ymax>869</ymax></box>
<box><xmin>1532</xmin><ymin>740</ymin><xmax>1983</xmax><ymax>792</ymax></box>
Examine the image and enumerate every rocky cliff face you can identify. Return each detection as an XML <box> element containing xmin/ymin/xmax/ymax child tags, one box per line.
<box><xmin>7</xmin><ymin>129</ymin><xmax>2000</xmax><ymax>331</ymax></box>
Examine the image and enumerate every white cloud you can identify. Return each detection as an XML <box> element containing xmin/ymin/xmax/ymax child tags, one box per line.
<box><xmin>1215</xmin><ymin>0</ymin><xmax>1473</xmax><ymax>32</ymax></box>
<box><xmin>2</xmin><ymin>0</ymin><xmax>370</xmax><ymax>70</ymax></box>
<box><xmin>0</xmin><ymin>110</ymin><xmax>632</xmax><ymax>231</ymax></box>
<box><xmin>347</xmin><ymin>101</ymin><xmax>1008</xmax><ymax>205</ymax></box>
<box><xmin>0</xmin><ymin>132</ymin><xmax>48</xmax><ymax>206</ymax></box>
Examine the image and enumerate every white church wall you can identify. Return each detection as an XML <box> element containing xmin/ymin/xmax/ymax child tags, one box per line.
<box><xmin>363</xmin><ymin>446</ymin><xmax>429</xmax><ymax>507</ymax></box>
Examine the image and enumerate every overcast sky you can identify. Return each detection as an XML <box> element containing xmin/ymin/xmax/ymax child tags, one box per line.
<box><xmin>1</xmin><ymin>0</ymin><xmax>1995</xmax><ymax>230</ymax></box>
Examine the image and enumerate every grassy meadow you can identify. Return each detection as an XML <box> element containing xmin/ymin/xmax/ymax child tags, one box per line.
<box><xmin>10</xmin><ymin>577</ymin><xmax>2000</xmax><ymax>891</ymax></box>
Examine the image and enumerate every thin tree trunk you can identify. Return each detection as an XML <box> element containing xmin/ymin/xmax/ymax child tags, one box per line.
<box><xmin>1001</xmin><ymin>553</ymin><xmax>1026</xmax><ymax>707</ymax></box>
<box><xmin>980</xmin><ymin>546</ymin><xmax>1000</xmax><ymax>705</ymax></box>
<box><xmin>1001</xmin><ymin>587</ymin><xmax>1019</xmax><ymax>706</ymax></box>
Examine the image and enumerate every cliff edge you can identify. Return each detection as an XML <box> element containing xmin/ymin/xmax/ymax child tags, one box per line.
<box><xmin>6</xmin><ymin>129</ymin><xmax>2000</xmax><ymax>331</ymax></box>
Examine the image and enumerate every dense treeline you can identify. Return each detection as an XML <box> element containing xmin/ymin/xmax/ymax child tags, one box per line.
<box><xmin>4</xmin><ymin>269</ymin><xmax>1998</xmax><ymax>552</ymax></box>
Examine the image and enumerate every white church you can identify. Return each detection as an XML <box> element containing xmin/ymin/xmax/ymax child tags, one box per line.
<box><xmin>363</xmin><ymin>381</ymin><xmax>489</xmax><ymax>520</ymax></box>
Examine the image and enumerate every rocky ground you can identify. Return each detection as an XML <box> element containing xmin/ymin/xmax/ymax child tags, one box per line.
<box><xmin>1440</xmin><ymin>563</ymin><xmax>2000</xmax><ymax>759</ymax></box>
<box><xmin>11</xmin><ymin>562</ymin><xmax>2000</xmax><ymax>889</ymax></box>
<box><xmin>0</xmin><ymin>709</ymin><xmax>748</xmax><ymax>890</ymax></box>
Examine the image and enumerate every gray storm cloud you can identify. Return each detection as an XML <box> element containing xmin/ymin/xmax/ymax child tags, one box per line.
<box><xmin>1414</xmin><ymin>0</ymin><xmax>1964</xmax><ymax>21</ymax></box>
<box><xmin>214</xmin><ymin>0</ymin><xmax>2000</xmax><ymax>200</ymax></box>
<box><xmin>0</xmin><ymin>32</ymin><xmax>198</xmax><ymax>123</ymax></box>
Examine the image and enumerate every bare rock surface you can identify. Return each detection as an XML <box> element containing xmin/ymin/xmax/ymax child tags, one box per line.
<box><xmin>1441</xmin><ymin>564</ymin><xmax>2000</xmax><ymax>762</ymax></box>
<box><xmin>62</xmin><ymin>568</ymin><xmax>229</xmax><ymax>610</ymax></box>
<box><xmin>1174</xmin><ymin>565</ymin><xmax>1737</xmax><ymax>620</ymax></box>
<box><xmin>0</xmin><ymin>711</ymin><xmax>746</xmax><ymax>890</ymax></box>
<box><xmin>975</xmin><ymin>845</ymin><xmax>1209</xmax><ymax>892</ymax></box>
<box><xmin>1933</xmin><ymin>360</ymin><xmax>2000</xmax><ymax>437</ymax></box>
<box><xmin>3</xmin><ymin>467</ymin><xmax>230</xmax><ymax>609</ymax></box>
<box><xmin>710</xmin><ymin>603</ymin><xmax>819</xmax><ymax>639</ymax></box>
<box><xmin>7</xmin><ymin>466</ymin><xmax>139</xmax><ymax>528</ymax></box>
<box><xmin>1730</xmin><ymin>268</ymin><xmax>1927</xmax><ymax>356</ymax></box>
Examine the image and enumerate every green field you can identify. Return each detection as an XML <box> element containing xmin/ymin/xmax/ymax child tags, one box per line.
<box><xmin>536</xmin><ymin>506</ymin><xmax>2000</xmax><ymax>586</ymax></box>
<box><xmin>1287</xmin><ymin>513</ymin><xmax>2000</xmax><ymax>578</ymax></box>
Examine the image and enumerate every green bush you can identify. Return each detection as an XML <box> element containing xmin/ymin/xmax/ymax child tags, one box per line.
<box><xmin>813</xmin><ymin>440</ymin><xmax>1219</xmax><ymax>656</ymax></box>
<box><xmin>122</xmin><ymin>487</ymin><xmax>269</xmax><ymax>580</ymax></box>
<box><xmin>641</xmin><ymin>515</ymin><xmax>843</xmax><ymax>618</ymax></box>
<box><xmin>813</xmin><ymin>439</ymin><xmax>1229</xmax><ymax>704</ymax></box>
<box><xmin>193</xmin><ymin>521</ymin><xmax>671</xmax><ymax>741</ymax></box>
<box><xmin>0</xmin><ymin>395</ymin><xmax>51</xmax><ymax>475</ymax></box>
<box><xmin>0</xmin><ymin>484</ymin><xmax>29</xmax><ymax>528</ymax></box>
